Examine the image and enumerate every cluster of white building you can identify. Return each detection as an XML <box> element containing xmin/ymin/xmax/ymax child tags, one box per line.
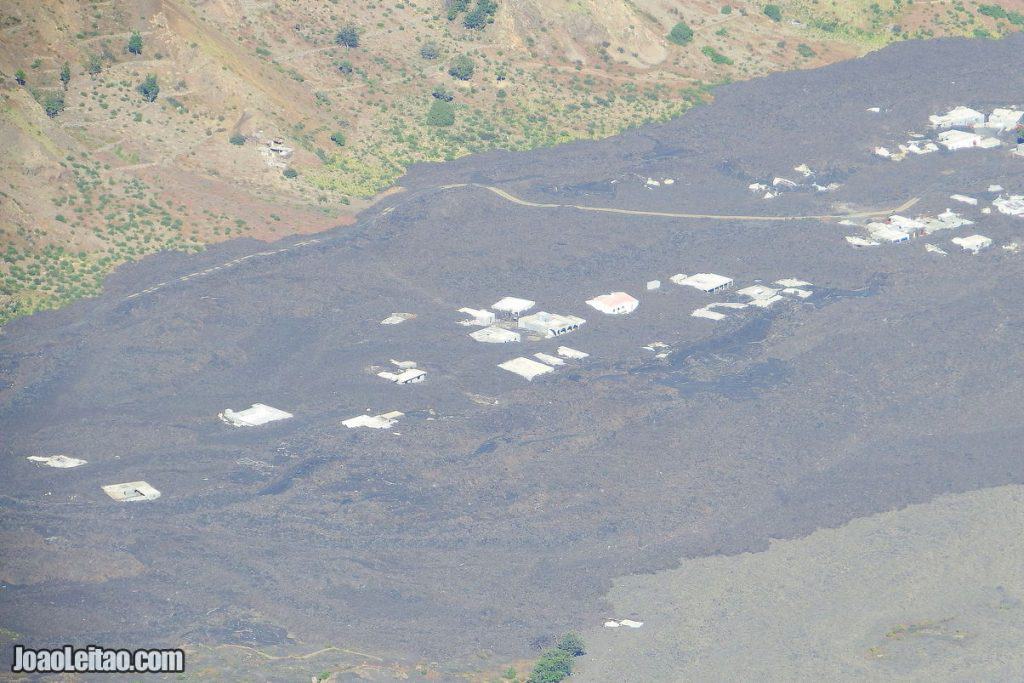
<box><xmin>875</xmin><ymin>105</ymin><xmax>1023</xmax><ymax>161</ymax></box>
<box><xmin>748</xmin><ymin>164</ymin><xmax>840</xmax><ymax>199</ymax></box>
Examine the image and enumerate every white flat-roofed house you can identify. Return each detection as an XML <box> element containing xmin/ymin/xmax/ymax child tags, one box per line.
<box><xmin>867</xmin><ymin>224</ymin><xmax>911</xmax><ymax>244</ymax></box>
<box><xmin>377</xmin><ymin>368</ymin><xmax>426</xmax><ymax>384</ymax></box>
<box><xmin>674</xmin><ymin>273</ymin><xmax>733</xmax><ymax>293</ymax></box>
<box><xmin>220</xmin><ymin>403</ymin><xmax>293</xmax><ymax>427</ymax></box>
<box><xmin>735</xmin><ymin>284</ymin><xmax>780</xmax><ymax>301</ymax></box>
<box><xmin>984</xmin><ymin>108</ymin><xmax>1023</xmax><ymax>132</ymax></box>
<box><xmin>994</xmin><ymin>195</ymin><xmax>1024</xmax><ymax>217</ymax></box>
<box><xmin>952</xmin><ymin>235</ymin><xmax>993</xmax><ymax>253</ymax></box>
<box><xmin>586</xmin><ymin>291</ymin><xmax>639</xmax><ymax>315</ymax></box>
<box><xmin>518</xmin><ymin>311</ymin><xmax>586</xmax><ymax>337</ymax></box>
<box><xmin>557</xmin><ymin>346</ymin><xmax>589</xmax><ymax>359</ymax></box>
<box><xmin>470</xmin><ymin>326</ymin><xmax>521</xmax><ymax>343</ymax></box>
<box><xmin>498</xmin><ymin>357</ymin><xmax>554</xmax><ymax>381</ymax></box>
<box><xmin>774</xmin><ymin>278</ymin><xmax>812</xmax><ymax>288</ymax></box>
<box><xmin>938</xmin><ymin>129</ymin><xmax>1001</xmax><ymax>150</ymax></box>
<box><xmin>492</xmin><ymin>297</ymin><xmax>536</xmax><ymax>318</ymax></box>
<box><xmin>534</xmin><ymin>352</ymin><xmax>565</xmax><ymax>366</ymax></box>
<box><xmin>457</xmin><ymin>307</ymin><xmax>496</xmax><ymax>326</ymax></box>
<box><xmin>929</xmin><ymin>106</ymin><xmax>985</xmax><ymax>129</ymax></box>
<box><xmin>343</xmin><ymin>411</ymin><xmax>404</xmax><ymax>429</ymax></box>
<box><xmin>102</xmin><ymin>481</ymin><xmax>161</xmax><ymax>502</ymax></box>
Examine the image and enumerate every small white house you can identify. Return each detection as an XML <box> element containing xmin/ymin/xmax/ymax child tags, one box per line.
<box><xmin>646</xmin><ymin>280</ymin><xmax>661</xmax><ymax>291</ymax></box>
<box><xmin>557</xmin><ymin>346</ymin><xmax>589</xmax><ymax>359</ymax></box>
<box><xmin>492</xmin><ymin>297</ymin><xmax>536</xmax><ymax>317</ymax></box>
<box><xmin>951</xmin><ymin>235</ymin><xmax>993</xmax><ymax>253</ymax></box>
<box><xmin>27</xmin><ymin>455</ymin><xmax>87</xmax><ymax>468</ymax></box>
<box><xmin>102</xmin><ymin>481</ymin><xmax>161</xmax><ymax>502</ymax></box>
<box><xmin>984</xmin><ymin>108</ymin><xmax>1023</xmax><ymax>132</ymax></box>
<box><xmin>498</xmin><ymin>357</ymin><xmax>554</xmax><ymax>381</ymax></box>
<box><xmin>586</xmin><ymin>291</ymin><xmax>639</xmax><ymax>315</ymax></box>
<box><xmin>343</xmin><ymin>411</ymin><xmax>403</xmax><ymax>429</ymax></box>
<box><xmin>220</xmin><ymin>403</ymin><xmax>293</xmax><ymax>427</ymax></box>
<box><xmin>457</xmin><ymin>307</ymin><xmax>496</xmax><ymax>326</ymax></box>
<box><xmin>470</xmin><ymin>326</ymin><xmax>521</xmax><ymax>343</ymax></box>
<box><xmin>735</xmin><ymin>284</ymin><xmax>780</xmax><ymax>301</ymax></box>
<box><xmin>673</xmin><ymin>273</ymin><xmax>733</xmax><ymax>293</ymax></box>
<box><xmin>994</xmin><ymin>195</ymin><xmax>1024</xmax><ymax>217</ymax></box>
<box><xmin>377</xmin><ymin>368</ymin><xmax>426</xmax><ymax>384</ymax></box>
<box><xmin>938</xmin><ymin>129</ymin><xmax>1000</xmax><ymax>150</ymax></box>
<box><xmin>929</xmin><ymin>106</ymin><xmax>985</xmax><ymax>129</ymax></box>
<box><xmin>518</xmin><ymin>311</ymin><xmax>586</xmax><ymax>337</ymax></box>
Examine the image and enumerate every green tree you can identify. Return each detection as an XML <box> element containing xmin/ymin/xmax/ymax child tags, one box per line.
<box><xmin>137</xmin><ymin>74</ymin><xmax>159</xmax><ymax>101</ymax></box>
<box><xmin>447</xmin><ymin>0</ymin><xmax>470</xmax><ymax>20</ymax></box>
<box><xmin>229</xmin><ymin>133</ymin><xmax>246</xmax><ymax>145</ymax></box>
<box><xmin>127</xmin><ymin>31</ymin><xmax>143</xmax><ymax>54</ymax></box>
<box><xmin>528</xmin><ymin>649</ymin><xmax>572</xmax><ymax>683</ymax></box>
<box><xmin>667</xmin><ymin>21</ymin><xmax>694</xmax><ymax>45</ymax></box>
<box><xmin>556</xmin><ymin>632</ymin><xmax>585</xmax><ymax>657</ymax></box>
<box><xmin>43</xmin><ymin>91</ymin><xmax>65</xmax><ymax>118</ymax></box>
<box><xmin>14</xmin><ymin>69</ymin><xmax>26</xmax><ymax>85</ymax></box>
<box><xmin>283</xmin><ymin>167</ymin><xmax>298</xmax><ymax>179</ymax></box>
<box><xmin>702</xmin><ymin>45</ymin><xmax>734</xmax><ymax>64</ymax></box>
<box><xmin>448</xmin><ymin>54</ymin><xmax>475</xmax><ymax>80</ymax></box>
<box><xmin>426</xmin><ymin>100</ymin><xmax>455</xmax><ymax>126</ymax></box>
<box><xmin>335</xmin><ymin>25</ymin><xmax>359</xmax><ymax>47</ymax></box>
<box><xmin>59</xmin><ymin>62</ymin><xmax>71</xmax><ymax>89</ymax></box>
<box><xmin>763</xmin><ymin>4</ymin><xmax>783</xmax><ymax>21</ymax></box>
<box><xmin>432</xmin><ymin>86</ymin><xmax>454</xmax><ymax>101</ymax></box>
<box><xmin>330</xmin><ymin>131</ymin><xmax>346</xmax><ymax>146</ymax></box>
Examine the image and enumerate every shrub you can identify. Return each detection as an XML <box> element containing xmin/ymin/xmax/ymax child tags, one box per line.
<box><xmin>763</xmin><ymin>4</ymin><xmax>782</xmax><ymax>21</ymax></box>
<box><xmin>86</xmin><ymin>54</ymin><xmax>103</xmax><ymax>75</ymax></box>
<box><xmin>127</xmin><ymin>31</ymin><xmax>143</xmax><ymax>54</ymax></box>
<box><xmin>721</xmin><ymin>5</ymin><xmax>733</xmax><ymax>13</ymax></box>
<box><xmin>420</xmin><ymin>42</ymin><xmax>439</xmax><ymax>59</ymax></box>
<box><xmin>667</xmin><ymin>21</ymin><xmax>694</xmax><ymax>45</ymax></box>
<box><xmin>449</xmin><ymin>54</ymin><xmax>475</xmax><ymax>80</ymax></box>
<box><xmin>797</xmin><ymin>43</ymin><xmax>816</xmax><ymax>57</ymax></box>
<box><xmin>528</xmin><ymin>649</ymin><xmax>572</xmax><ymax>683</ymax></box>
<box><xmin>60</xmin><ymin>62</ymin><xmax>71</xmax><ymax>89</ymax></box>
<box><xmin>432</xmin><ymin>86</ymin><xmax>454</xmax><ymax>101</ymax></box>
<box><xmin>137</xmin><ymin>74</ymin><xmax>159</xmax><ymax>101</ymax></box>
<box><xmin>15</xmin><ymin>69</ymin><xmax>26</xmax><ymax>85</ymax></box>
<box><xmin>335</xmin><ymin>25</ymin><xmax>359</xmax><ymax>47</ymax></box>
<box><xmin>426</xmin><ymin>100</ymin><xmax>455</xmax><ymax>126</ymax></box>
<box><xmin>701</xmin><ymin>46</ymin><xmax>733</xmax><ymax>64</ymax></box>
<box><xmin>283</xmin><ymin>167</ymin><xmax>298</xmax><ymax>179</ymax></box>
<box><xmin>447</xmin><ymin>0</ymin><xmax>470</xmax><ymax>20</ymax></box>
<box><xmin>43</xmin><ymin>91</ymin><xmax>65</xmax><ymax>118</ymax></box>
<box><xmin>330</xmin><ymin>131</ymin><xmax>346</xmax><ymax>146</ymax></box>
<box><xmin>556</xmin><ymin>632</ymin><xmax>585</xmax><ymax>657</ymax></box>
<box><xmin>337</xmin><ymin>59</ymin><xmax>353</xmax><ymax>74</ymax></box>
<box><xmin>229</xmin><ymin>133</ymin><xmax>246</xmax><ymax>145</ymax></box>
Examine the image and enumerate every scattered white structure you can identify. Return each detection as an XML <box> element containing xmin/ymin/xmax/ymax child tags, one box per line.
<box><xmin>492</xmin><ymin>297</ymin><xmax>535</xmax><ymax>318</ymax></box>
<box><xmin>470</xmin><ymin>326</ymin><xmax>521</xmax><ymax>343</ymax></box>
<box><xmin>603</xmin><ymin>618</ymin><xmax>644</xmax><ymax>628</ymax></box>
<box><xmin>381</xmin><ymin>312</ymin><xmax>414</xmax><ymax>325</ymax></box>
<box><xmin>985</xmin><ymin>108</ymin><xmax>1023</xmax><ymax>132</ymax></box>
<box><xmin>102</xmin><ymin>481</ymin><xmax>161</xmax><ymax>502</ymax></box>
<box><xmin>952</xmin><ymin>235</ymin><xmax>993</xmax><ymax>254</ymax></box>
<box><xmin>377</xmin><ymin>368</ymin><xmax>426</xmax><ymax>384</ymax></box>
<box><xmin>950</xmin><ymin>194</ymin><xmax>978</xmax><ymax>205</ymax></box>
<box><xmin>673</xmin><ymin>273</ymin><xmax>733</xmax><ymax>293</ymax></box>
<box><xmin>457</xmin><ymin>307</ymin><xmax>495</xmax><ymax>326</ymax></box>
<box><xmin>846</xmin><ymin>236</ymin><xmax>880</xmax><ymax>247</ymax></box>
<box><xmin>925</xmin><ymin>243</ymin><xmax>949</xmax><ymax>256</ymax></box>
<box><xmin>873</xmin><ymin>146</ymin><xmax>892</xmax><ymax>158</ymax></box>
<box><xmin>586</xmin><ymin>291</ymin><xmax>639</xmax><ymax>315</ymax></box>
<box><xmin>794</xmin><ymin>163</ymin><xmax>813</xmax><ymax>177</ymax></box>
<box><xmin>498</xmin><ymin>357</ymin><xmax>554</xmax><ymax>381</ymax></box>
<box><xmin>994</xmin><ymin>195</ymin><xmax>1024</xmax><ymax>217</ymax></box>
<box><xmin>518</xmin><ymin>311</ymin><xmax>585</xmax><ymax>337</ymax></box>
<box><xmin>646</xmin><ymin>280</ymin><xmax>661</xmax><ymax>291</ymax></box>
<box><xmin>775</xmin><ymin>278</ymin><xmax>811</xmax><ymax>288</ymax></box>
<box><xmin>989</xmin><ymin>184</ymin><xmax>1005</xmax><ymax>192</ymax></box>
<box><xmin>866</xmin><ymin>107</ymin><xmax>881</xmax><ymax>113</ymax></box>
<box><xmin>937</xmin><ymin>129</ymin><xmax>1000</xmax><ymax>151</ymax></box>
<box><xmin>534</xmin><ymin>352</ymin><xmax>565</xmax><ymax>366</ymax></box>
<box><xmin>929</xmin><ymin>106</ymin><xmax>985</xmax><ymax>129</ymax></box>
<box><xmin>557</xmin><ymin>346</ymin><xmax>589</xmax><ymax>359</ymax></box>
<box><xmin>773</xmin><ymin>177</ymin><xmax>799</xmax><ymax>188</ymax></box>
<box><xmin>220</xmin><ymin>403</ymin><xmax>293</xmax><ymax>427</ymax></box>
<box><xmin>27</xmin><ymin>455</ymin><xmax>86</xmax><ymax>468</ymax></box>
<box><xmin>343</xmin><ymin>411</ymin><xmax>403</xmax><ymax>429</ymax></box>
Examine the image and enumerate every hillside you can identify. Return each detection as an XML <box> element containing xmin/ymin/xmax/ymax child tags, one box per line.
<box><xmin>1</xmin><ymin>0</ymin><xmax>1022</xmax><ymax>324</ymax></box>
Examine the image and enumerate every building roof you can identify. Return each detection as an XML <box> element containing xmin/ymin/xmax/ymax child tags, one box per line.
<box><xmin>220</xmin><ymin>403</ymin><xmax>293</xmax><ymax>427</ymax></box>
<box><xmin>498</xmin><ymin>357</ymin><xmax>554</xmax><ymax>381</ymax></box>
<box><xmin>102</xmin><ymin>481</ymin><xmax>161</xmax><ymax>502</ymax></box>
<box><xmin>586</xmin><ymin>291</ymin><xmax>639</xmax><ymax>314</ymax></box>
<box><xmin>557</xmin><ymin>346</ymin><xmax>589</xmax><ymax>359</ymax></box>
<box><xmin>735</xmin><ymin>284</ymin><xmax>779</xmax><ymax>300</ymax></box>
<box><xmin>343</xmin><ymin>411</ymin><xmax>404</xmax><ymax>429</ymax></box>
<box><xmin>378</xmin><ymin>368</ymin><xmax>426</xmax><ymax>383</ymax></box>
<box><xmin>692</xmin><ymin>307</ymin><xmax>726</xmax><ymax>321</ymax></box>
<box><xmin>492</xmin><ymin>296</ymin><xmax>536</xmax><ymax>313</ymax></box>
<box><xmin>845</xmin><ymin>236</ymin><xmax>880</xmax><ymax>247</ymax></box>
<box><xmin>929</xmin><ymin>106</ymin><xmax>985</xmax><ymax>128</ymax></box>
<box><xmin>994</xmin><ymin>195</ymin><xmax>1024</xmax><ymax>217</ymax></box>
<box><xmin>534</xmin><ymin>352</ymin><xmax>565</xmax><ymax>366</ymax></box>
<box><xmin>518</xmin><ymin>311</ymin><xmax>586</xmax><ymax>331</ymax></box>
<box><xmin>675</xmin><ymin>273</ymin><xmax>733</xmax><ymax>292</ymax></box>
<box><xmin>774</xmin><ymin>278</ymin><xmax>812</xmax><ymax>288</ymax></box>
<box><xmin>470</xmin><ymin>326</ymin><xmax>521</xmax><ymax>343</ymax></box>
<box><xmin>952</xmin><ymin>234</ymin><xmax>993</xmax><ymax>251</ymax></box>
<box><xmin>27</xmin><ymin>455</ymin><xmax>87</xmax><ymax>468</ymax></box>
<box><xmin>868</xmin><ymin>225</ymin><xmax>911</xmax><ymax>243</ymax></box>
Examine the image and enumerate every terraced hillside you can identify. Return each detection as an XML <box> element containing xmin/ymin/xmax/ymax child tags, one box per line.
<box><xmin>1</xmin><ymin>0</ymin><xmax>1022</xmax><ymax>323</ymax></box>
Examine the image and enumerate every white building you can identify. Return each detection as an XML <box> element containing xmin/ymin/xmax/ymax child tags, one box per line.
<box><xmin>735</xmin><ymin>284</ymin><xmax>780</xmax><ymax>301</ymax></box>
<box><xmin>937</xmin><ymin>129</ymin><xmax>1001</xmax><ymax>150</ymax></box>
<box><xmin>492</xmin><ymin>297</ymin><xmax>536</xmax><ymax>317</ymax></box>
<box><xmin>929</xmin><ymin>106</ymin><xmax>985</xmax><ymax>129</ymax></box>
<box><xmin>220</xmin><ymin>403</ymin><xmax>293</xmax><ymax>427</ymax></box>
<box><xmin>343</xmin><ymin>411</ymin><xmax>403</xmax><ymax>429</ymax></box>
<box><xmin>985</xmin><ymin>108</ymin><xmax>1023</xmax><ymax>132</ymax></box>
<box><xmin>646</xmin><ymin>280</ymin><xmax>661</xmax><ymax>291</ymax></box>
<box><xmin>950</xmin><ymin>194</ymin><xmax>978</xmax><ymax>206</ymax></box>
<box><xmin>845</xmin><ymin>236</ymin><xmax>880</xmax><ymax>247</ymax></box>
<box><xmin>534</xmin><ymin>352</ymin><xmax>565</xmax><ymax>366</ymax></box>
<box><xmin>951</xmin><ymin>235</ymin><xmax>993</xmax><ymax>253</ymax></box>
<box><xmin>27</xmin><ymin>455</ymin><xmax>87</xmax><ymax>468</ymax></box>
<box><xmin>994</xmin><ymin>195</ymin><xmax>1024</xmax><ymax>217</ymax></box>
<box><xmin>586</xmin><ymin>291</ymin><xmax>639</xmax><ymax>315</ymax></box>
<box><xmin>470</xmin><ymin>326</ymin><xmax>521</xmax><ymax>343</ymax></box>
<box><xmin>498</xmin><ymin>357</ymin><xmax>554</xmax><ymax>381</ymax></box>
<box><xmin>867</xmin><ymin>224</ymin><xmax>911</xmax><ymax>243</ymax></box>
<box><xmin>518</xmin><ymin>311</ymin><xmax>586</xmax><ymax>337</ymax></box>
<box><xmin>377</xmin><ymin>368</ymin><xmax>426</xmax><ymax>384</ymax></box>
<box><xmin>457</xmin><ymin>307</ymin><xmax>496</xmax><ymax>326</ymax></box>
<box><xmin>774</xmin><ymin>278</ymin><xmax>812</xmax><ymax>288</ymax></box>
<box><xmin>557</xmin><ymin>346</ymin><xmax>589</xmax><ymax>359</ymax></box>
<box><xmin>102</xmin><ymin>481</ymin><xmax>161</xmax><ymax>502</ymax></box>
<box><xmin>673</xmin><ymin>273</ymin><xmax>733</xmax><ymax>293</ymax></box>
